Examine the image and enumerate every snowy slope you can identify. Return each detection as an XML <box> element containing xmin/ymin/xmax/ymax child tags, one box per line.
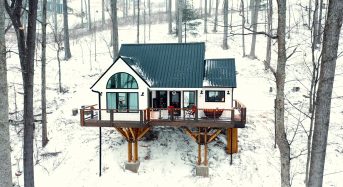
<box><xmin>6</xmin><ymin>0</ymin><xmax>343</xmax><ymax>186</ymax></box>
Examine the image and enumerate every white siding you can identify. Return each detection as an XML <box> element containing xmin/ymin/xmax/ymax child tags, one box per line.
<box><xmin>92</xmin><ymin>58</ymin><xmax>149</xmax><ymax>121</ymax></box>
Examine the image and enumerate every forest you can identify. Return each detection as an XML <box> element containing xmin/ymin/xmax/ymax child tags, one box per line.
<box><xmin>0</xmin><ymin>0</ymin><xmax>343</xmax><ymax>187</ymax></box>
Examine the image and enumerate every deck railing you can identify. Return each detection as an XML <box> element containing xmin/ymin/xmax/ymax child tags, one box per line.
<box><xmin>80</xmin><ymin>100</ymin><xmax>246</xmax><ymax>127</ymax></box>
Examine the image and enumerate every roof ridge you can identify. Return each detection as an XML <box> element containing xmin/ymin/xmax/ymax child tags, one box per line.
<box><xmin>121</xmin><ymin>42</ymin><xmax>205</xmax><ymax>46</ymax></box>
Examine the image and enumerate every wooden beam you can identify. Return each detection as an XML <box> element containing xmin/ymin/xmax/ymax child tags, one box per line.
<box><xmin>137</xmin><ymin>127</ymin><xmax>151</xmax><ymax>140</ymax></box>
<box><xmin>208</xmin><ymin>129</ymin><xmax>222</xmax><ymax>143</ymax></box>
<box><xmin>129</xmin><ymin>128</ymin><xmax>136</xmax><ymax>140</ymax></box>
<box><xmin>123</xmin><ymin>128</ymin><xmax>131</xmax><ymax>140</ymax></box>
<box><xmin>115</xmin><ymin>127</ymin><xmax>128</xmax><ymax>140</ymax></box>
<box><xmin>183</xmin><ymin>127</ymin><xmax>197</xmax><ymax>142</ymax></box>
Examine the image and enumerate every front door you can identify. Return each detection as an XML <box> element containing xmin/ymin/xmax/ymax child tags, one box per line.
<box><xmin>170</xmin><ymin>91</ymin><xmax>181</xmax><ymax>116</ymax></box>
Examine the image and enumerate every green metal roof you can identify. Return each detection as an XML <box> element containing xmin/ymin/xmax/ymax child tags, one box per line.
<box><xmin>119</xmin><ymin>43</ymin><xmax>205</xmax><ymax>88</ymax></box>
<box><xmin>117</xmin><ymin>43</ymin><xmax>237</xmax><ymax>88</ymax></box>
<box><xmin>204</xmin><ymin>59</ymin><xmax>237</xmax><ymax>88</ymax></box>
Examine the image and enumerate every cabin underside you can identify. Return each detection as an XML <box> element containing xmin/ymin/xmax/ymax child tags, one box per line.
<box><xmin>79</xmin><ymin>100</ymin><xmax>246</xmax><ymax>176</ymax></box>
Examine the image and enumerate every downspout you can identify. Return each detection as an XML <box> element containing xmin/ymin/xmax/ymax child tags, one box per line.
<box><xmin>231</xmin><ymin>88</ymin><xmax>234</xmax><ymax>108</ymax></box>
<box><xmin>92</xmin><ymin>89</ymin><xmax>102</xmax><ymax>177</ymax></box>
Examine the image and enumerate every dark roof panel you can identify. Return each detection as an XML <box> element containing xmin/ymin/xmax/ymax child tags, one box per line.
<box><xmin>119</xmin><ymin>43</ymin><xmax>205</xmax><ymax>88</ymax></box>
<box><xmin>204</xmin><ymin>59</ymin><xmax>236</xmax><ymax>88</ymax></box>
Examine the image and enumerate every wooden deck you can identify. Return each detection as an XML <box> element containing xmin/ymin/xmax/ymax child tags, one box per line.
<box><xmin>80</xmin><ymin>100</ymin><xmax>247</xmax><ymax>128</ymax></box>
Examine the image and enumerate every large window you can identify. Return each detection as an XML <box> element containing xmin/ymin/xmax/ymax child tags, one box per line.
<box><xmin>107</xmin><ymin>92</ymin><xmax>138</xmax><ymax>112</ymax></box>
<box><xmin>107</xmin><ymin>72</ymin><xmax>138</xmax><ymax>89</ymax></box>
<box><xmin>183</xmin><ymin>91</ymin><xmax>196</xmax><ymax>108</ymax></box>
<box><xmin>205</xmin><ymin>91</ymin><xmax>225</xmax><ymax>102</ymax></box>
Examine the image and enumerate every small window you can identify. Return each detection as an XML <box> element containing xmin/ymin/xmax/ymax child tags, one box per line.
<box><xmin>106</xmin><ymin>92</ymin><xmax>139</xmax><ymax>113</ymax></box>
<box><xmin>106</xmin><ymin>73</ymin><xmax>138</xmax><ymax>89</ymax></box>
<box><xmin>205</xmin><ymin>91</ymin><xmax>225</xmax><ymax>102</ymax></box>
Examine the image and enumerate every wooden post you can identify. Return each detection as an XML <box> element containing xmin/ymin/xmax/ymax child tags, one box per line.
<box><xmin>204</xmin><ymin>128</ymin><xmax>208</xmax><ymax>166</ymax></box>
<box><xmin>197</xmin><ymin>127</ymin><xmax>201</xmax><ymax>165</ymax></box>
<box><xmin>231</xmin><ymin>109</ymin><xmax>234</xmax><ymax>122</ymax></box>
<box><xmin>133</xmin><ymin>140</ymin><xmax>138</xmax><ymax>162</ymax></box>
<box><xmin>128</xmin><ymin>141</ymin><xmax>132</xmax><ymax>162</ymax></box>
<box><xmin>80</xmin><ymin>109</ymin><xmax>85</xmax><ymax>126</ymax></box>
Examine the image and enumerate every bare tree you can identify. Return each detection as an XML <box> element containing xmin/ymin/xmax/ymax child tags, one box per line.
<box><xmin>177</xmin><ymin>0</ymin><xmax>182</xmax><ymax>43</ymax></box>
<box><xmin>41</xmin><ymin>0</ymin><xmax>48</xmax><ymax>147</ymax></box>
<box><xmin>168</xmin><ymin>0</ymin><xmax>172</xmax><ymax>34</ymax></box>
<box><xmin>249</xmin><ymin>0</ymin><xmax>260</xmax><ymax>59</ymax></box>
<box><xmin>137</xmin><ymin>0</ymin><xmax>140</xmax><ymax>43</ymax></box>
<box><xmin>204</xmin><ymin>0</ymin><xmax>208</xmax><ymax>33</ymax></box>
<box><xmin>309</xmin><ymin>0</ymin><xmax>343</xmax><ymax>186</ymax></box>
<box><xmin>240</xmin><ymin>0</ymin><xmax>246</xmax><ymax>56</ymax></box>
<box><xmin>265</xmin><ymin>0</ymin><xmax>272</xmax><ymax>69</ymax></box>
<box><xmin>102</xmin><ymin>0</ymin><xmax>105</xmax><ymax>28</ymax></box>
<box><xmin>111</xmin><ymin>0</ymin><xmax>119</xmax><ymax>57</ymax></box>
<box><xmin>212</xmin><ymin>0</ymin><xmax>219</xmax><ymax>32</ymax></box>
<box><xmin>275</xmin><ymin>0</ymin><xmax>291</xmax><ymax>186</ymax></box>
<box><xmin>223</xmin><ymin>0</ymin><xmax>228</xmax><ymax>49</ymax></box>
<box><xmin>5</xmin><ymin>0</ymin><xmax>39</xmax><ymax>186</ymax></box>
<box><xmin>88</xmin><ymin>0</ymin><xmax>91</xmax><ymax>31</ymax></box>
<box><xmin>63</xmin><ymin>0</ymin><xmax>71</xmax><ymax>60</ymax></box>
<box><xmin>0</xmin><ymin>0</ymin><xmax>13</xmax><ymax>186</ymax></box>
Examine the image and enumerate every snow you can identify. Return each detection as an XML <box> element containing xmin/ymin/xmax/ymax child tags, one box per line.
<box><xmin>5</xmin><ymin>0</ymin><xmax>343</xmax><ymax>187</ymax></box>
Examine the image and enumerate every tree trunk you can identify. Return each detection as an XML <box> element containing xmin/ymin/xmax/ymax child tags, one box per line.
<box><xmin>223</xmin><ymin>0</ymin><xmax>228</xmax><ymax>49</ymax></box>
<box><xmin>0</xmin><ymin>1</ymin><xmax>13</xmax><ymax>185</ymax></box>
<box><xmin>148</xmin><ymin>0</ymin><xmax>151</xmax><ymax>40</ymax></box>
<box><xmin>63</xmin><ymin>0</ymin><xmax>72</xmax><ymax>60</ymax></box>
<box><xmin>168</xmin><ymin>0</ymin><xmax>172</xmax><ymax>34</ymax></box>
<box><xmin>81</xmin><ymin>0</ymin><xmax>84</xmax><ymax>27</ymax></box>
<box><xmin>275</xmin><ymin>1</ymin><xmax>291</xmax><ymax>186</ymax></box>
<box><xmin>5</xmin><ymin>0</ymin><xmax>39</xmax><ymax>186</ymax></box>
<box><xmin>309</xmin><ymin>0</ymin><xmax>343</xmax><ymax>186</ymax></box>
<box><xmin>88</xmin><ymin>0</ymin><xmax>92</xmax><ymax>31</ymax></box>
<box><xmin>204</xmin><ymin>0</ymin><xmax>208</xmax><ymax>33</ymax></box>
<box><xmin>241</xmin><ymin>0</ymin><xmax>246</xmax><ymax>56</ymax></box>
<box><xmin>143</xmin><ymin>0</ymin><xmax>146</xmax><ymax>43</ymax></box>
<box><xmin>313</xmin><ymin>0</ymin><xmax>319</xmax><ymax>48</ymax></box>
<box><xmin>209</xmin><ymin>0</ymin><xmax>212</xmax><ymax>16</ymax></box>
<box><xmin>111</xmin><ymin>0</ymin><xmax>119</xmax><ymax>58</ymax></box>
<box><xmin>137</xmin><ymin>0</ymin><xmax>140</xmax><ymax>43</ymax></box>
<box><xmin>249</xmin><ymin>0</ymin><xmax>260</xmax><ymax>59</ymax></box>
<box><xmin>213</xmin><ymin>0</ymin><xmax>219</xmax><ymax>32</ymax></box>
<box><xmin>317</xmin><ymin>0</ymin><xmax>324</xmax><ymax>45</ymax></box>
<box><xmin>177</xmin><ymin>0</ymin><xmax>183</xmax><ymax>43</ymax></box>
<box><xmin>41</xmin><ymin>0</ymin><xmax>48</xmax><ymax>147</ymax></box>
<box><xmin>53</xmin><ymin>0</ymin><xmax>57</xmax><ymax>33</ymax></box>
<box><xmin>102</xmin><ymin>0</ymin><xmax>105</xmax><ymax>28</ymax></box>
<box><xmin>265</xmin><ymin>0</ymin><xmax>272</xmax><ymax>69</ymax></box>
<box><xmin>308</xmin><ymin>0</ymin><xmax>312</xmax><ymax>29</ymax></box>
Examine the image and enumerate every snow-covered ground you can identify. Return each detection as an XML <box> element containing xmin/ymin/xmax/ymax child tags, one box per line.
<box><xmin>6</xmin><ymin>0</ymin><xmax>343</xmax><ymax>186</ymax></box>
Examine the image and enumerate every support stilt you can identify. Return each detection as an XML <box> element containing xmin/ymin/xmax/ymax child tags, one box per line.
<box><xmin>128</xmin><ymin>141</ymin><xmax>132</xmax><ymax>162</ymax></box>
<box><xmin>134</xmin><ymin>140</ymin><xmax>138</xmax><ymax>162</ymax></box>
<box><xmin>204</xmin><ymin>128</ymin><xmax>208</xmax><ymax>166</ymax></box>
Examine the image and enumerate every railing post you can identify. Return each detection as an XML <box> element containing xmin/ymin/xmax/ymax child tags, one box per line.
<box><xmin>195</xmin><ymin>109</ymin><xmax>199</xmax><ymax>121</ymax></box>
<box><xmin>110</xmin><ymin>109</ymin><xmax>114</xmax><ymax>124</ymax></box>
<box><xmin>80</xmin><ymin>109</ymin><xmax>85</xmax><ymax>126</ymax></box>
<box><xmin>231</xmin><ymin>109</ymin><xmax>235</xmax><ymax>122</ymax></box>
<box><xmin>171</xmin><ymin>108</ymin><xmax>174</xmax><ymax>121</ymax></box>
<box><xmin>214</xmin><ymin>110</ymin><xmax>216</xmax><ymax>121</ymax></box>
<box><xmin>147</xmin><ymin>108</ymin><xmax>151</xmax><ymax>121</ymax></box>
<box><xmin>140</xmin><ymin>110</ymin><xmax>144</xmax><ymax>125</ymax></box>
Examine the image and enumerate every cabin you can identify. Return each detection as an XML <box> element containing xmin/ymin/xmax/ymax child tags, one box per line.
<box><xmin>80</xmin><ymin>42</ymin><xmax>246</xmax><ymax>177</ymax></box>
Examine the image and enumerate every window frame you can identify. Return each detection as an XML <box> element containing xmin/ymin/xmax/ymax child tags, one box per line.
<box><xmin>106</xmin><ymin>72</ymin><xmax>139</xmax><ymax>89</ymax></box>
<box><xmin>205</xmin><ymin>90</ymin><xmax>225</xmax><ymax>102</ymax></box>
<box><xmin>106</xmin><ymin>92</ymin><xmax>139</xmax><ymax>113</ymax></box>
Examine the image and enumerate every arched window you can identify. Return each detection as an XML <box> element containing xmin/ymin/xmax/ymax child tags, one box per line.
<box><xmin>106</xmin><ymin>72</ymin><xmax>138</xmax><ymax>89</ymax></box>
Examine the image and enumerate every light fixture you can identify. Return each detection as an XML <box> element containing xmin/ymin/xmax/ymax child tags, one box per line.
<box><xmin>141</xmin><ymin>92</ymin><xmax>144</xmax><ymax>96</ymax></box>
<box><xmin>172</xmin><ymin>91</ymin><xmax>176</xmax><ymax>95</ymax></box>
<box><xmin>200</xmin><ymin>90</ymin><xmax>203</xmax><ymax>94</ymax></box>
<box><xmin>227</xmin><ymin>91</ymin><xmax>230</xmax><ymax>95</ymax></box>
